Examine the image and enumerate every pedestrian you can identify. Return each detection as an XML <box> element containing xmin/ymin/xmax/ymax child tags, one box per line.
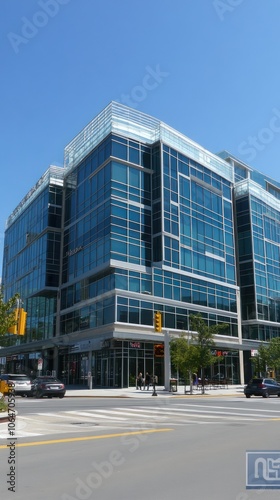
<box><xmin>145</xmin><ymin>372</ymin><xmax>151</xmax><ymax>390</ymax></box>
<box><xmin>193</xmin><ymin>373</ymin><xmax>198</xmax><ymax>389</ymax></box>
<box><xmin>136</xmin><ymin>372</ymin><xmax>143</xmax><ymax>390</ymax></box>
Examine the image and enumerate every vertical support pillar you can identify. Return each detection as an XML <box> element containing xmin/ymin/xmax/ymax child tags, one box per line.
<box><xmin>88</xmin><ymin>350</ymin><xmax>92</xmax><ymax>389</ymax></box>
<box><xmin>239</xmin><ymin>350</ymin><xmax>244</xmax><ymax>385</ymax></box>
<box><xmin>236</xmin><ymin>289</ymin><xmax>244</xmax><ymax>385</ymax></box>
<box><xmin>53</xmin><ymin>346</ymin><xmax>59</xmax><ymax>378</ymax></box>
<box><xmin>164</xmin><ymin>330</ymin><xmax>171</xmax><ymax>391</ymax></box>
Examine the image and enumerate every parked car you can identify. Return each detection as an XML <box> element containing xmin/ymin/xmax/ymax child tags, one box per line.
<box><xmin>0</xmin><ymin>374</ymin><xmax>32</xmax><ymax>397</ymax></box>
<box><xmin>244</xmin><ymin>377</ymin><xmax>280</xmax><ymax>398</ymax></box>
<box><xmin>31</xmin><ymin>376</ymin><xmax>66</xmax><ymax>398</ymax></box>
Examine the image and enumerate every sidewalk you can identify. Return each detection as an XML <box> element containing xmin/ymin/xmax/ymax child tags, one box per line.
<box><xmin>64</xmin><ymin>384</ymin><xmax>245</xmax><ymax>398</ymax></box>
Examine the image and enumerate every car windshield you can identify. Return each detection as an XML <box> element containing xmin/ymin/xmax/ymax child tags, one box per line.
<box><xmin>8</xmin><ymin>375</ymin><xmax>30</xmax><ymax>381</ymax></box>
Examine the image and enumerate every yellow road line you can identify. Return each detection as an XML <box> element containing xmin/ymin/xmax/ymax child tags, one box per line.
<box><xmin>0</xmin><ymin>428</ymin><xmax>173</xmax><ymax>449</ymax></box>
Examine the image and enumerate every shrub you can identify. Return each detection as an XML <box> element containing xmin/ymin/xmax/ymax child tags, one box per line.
<box><xmin>0</xmin><ymin>393</ymin><xmax>8</xmax><ymax>412</ymax></box>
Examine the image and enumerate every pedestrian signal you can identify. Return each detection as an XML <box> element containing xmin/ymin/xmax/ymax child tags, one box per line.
<box><xmin>154</xmin><ymin>311</ymin><xmax>162</xmax><ymax>332</ymax></box>
<box><xmin>154</xmin><ymin>344</ymin><xmax>164</xmax><ymax>357</ymax></box>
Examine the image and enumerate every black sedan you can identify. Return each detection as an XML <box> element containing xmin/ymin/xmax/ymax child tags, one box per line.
<box><xmin>244</xmin><ymin>377</ymin><xmax>280</xmax><ymax>398</ymax></box>
<box><xmin>31</xmin><ymin>376</ymin><xmax>66</xmax><ymax>398</ymax></box>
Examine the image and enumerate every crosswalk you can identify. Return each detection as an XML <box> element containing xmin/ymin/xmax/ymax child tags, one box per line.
<box><xmin>1</xmin><ymin>402</ymin><xmax>280</xmax><ymax>439</ymax></box>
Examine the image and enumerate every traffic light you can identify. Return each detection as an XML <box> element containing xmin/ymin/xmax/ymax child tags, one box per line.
<box><xmin>154</xmin><ymin>311</ymin><xmax>162</xmax><ymax>332</ymax></box>
<box><xmin>8</xmin><ymin>308</ymin><xmax>19</xmax><ymax>334</ymax></box>
<box><xmin>7</xmin><ymin>307</ymin><xmax>27</xmax><ymax>335</ymax></box>
<box><xmin>18</xmin><ymin>308</ymin><xmax>27</xmax><ymax>335</ymax></box>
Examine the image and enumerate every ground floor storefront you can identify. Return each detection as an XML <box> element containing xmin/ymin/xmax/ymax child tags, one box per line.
<box><xmin>1</xmin><ymin>340</ymin><xmax>243</xmax><ymax>388</ymax></box>
<box><xmin>57</xmin><ymin>339</ymin><xmax>165</xmax><ymax>388</ymax></box>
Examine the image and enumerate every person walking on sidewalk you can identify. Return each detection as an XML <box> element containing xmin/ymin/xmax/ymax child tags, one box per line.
<box><xmin>145</xmin><ymin>372</ymin><xmax>151</xmax><ymax>390</ymax></box>
<box><xmin>136</xmin><ymin>372</ymin><xmax>143</xmax><ymax>390</ymax></box>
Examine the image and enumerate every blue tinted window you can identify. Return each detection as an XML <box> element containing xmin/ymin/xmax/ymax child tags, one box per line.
<box><xmin>112</xmin><ymin>141</ymin><xmax>127</xmax><ymax>160</ymax></box>
<box><xmin>129</xmin><ymin>147</ymin><xmax>139</xmax><ymax>165</ymax></box>
<box><xmin>112</xmin><ymin>162</ymin><xmax>127</xmax><ymax>183</ymax></box>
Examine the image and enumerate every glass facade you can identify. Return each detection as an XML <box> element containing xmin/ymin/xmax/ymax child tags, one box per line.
<box><xmin>235</xmin><ymin>184</ymin><xmax>280</xmax><ymax>343</ymax></box>
<box><xmin>2</xmin><ymin>102</ymin><xmax>280</xmax><ymax>386</ymax></box>
<box><xmin>2</xmin><ymin>167</ymin><xmax>63</xmax><ymax>344</ymax></box>
<box><xmin>59</xmin><ymin>133</ymin><xmax>238</xmax><ymax>343</ymax></box>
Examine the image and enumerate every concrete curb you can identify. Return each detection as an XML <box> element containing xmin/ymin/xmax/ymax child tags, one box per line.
<box><xmin>63</xmin><ymin>387</ymin><xmax>245</xmax><ymax>398</ymax></box>
<box><xmin>0</xmin><ymin>410</ymin><xmax>18</xmax><ymax>423</ymax></box>
<box><xmin>0</xmin><ymin>412</ymin><xmax>9</xmax><ymax>423</ymax></box>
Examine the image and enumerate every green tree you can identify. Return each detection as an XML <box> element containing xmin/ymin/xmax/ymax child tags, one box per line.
<box><xmin>0</xmin><ymin>287</ymin><xmax>20</xmax><ymax>337</ymax></box>
<box><xmin>170</xmin><ymin>335</ymin><xmax>199</xmax><ymax>392</ymax></box>
<box><xmin>170</xmin><ymin>314</ymin><xmax>228</xmax><ymax>394</ymax></box>
<box><xmin>251</xmin><ymin>343</ymin><xmax>268</xmax><ymax>377</ymax></box>
<box><xmin>267</xmin><ymin>337</ymin><xmax>280</xmax><ymax>375</ymax></box>
<box><xmin>189</xmin><ymin>314</ymin><xmax>227</xmax><ymax>394</ymax></box>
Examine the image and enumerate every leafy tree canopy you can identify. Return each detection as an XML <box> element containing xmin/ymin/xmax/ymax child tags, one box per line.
<box><xmin>267</xmin><ymin>337</ymin><xmax>280</xmax><ymax>372</ymax></box>
<box><xmin>170</xmin><ymin>314</ymin><xmax>228</xmax><ymax>389</ymax></box>
<box><xmin>170</xmin><ymin>336</ymin><xmax>199</xmax><ymax>380</ymax></box>
<box><xmin>0</xmin><ymin>287</ymin><xmax>20</xmax><ymax>336</ymax></box>
<box><xmin>250</xmin><ymin>343</ymin><xmax>269</xmax><ymax>376</ymax></box>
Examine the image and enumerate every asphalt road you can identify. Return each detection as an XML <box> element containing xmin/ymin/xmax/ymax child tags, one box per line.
<box><xmin>1</xmin><ymin>396</ymin><xmax>280</xmax><ymax>500</ymax></box>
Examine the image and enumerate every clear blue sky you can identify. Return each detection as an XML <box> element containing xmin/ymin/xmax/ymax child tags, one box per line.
<box><xmin>1</xmin><ymin>0</ymin><xmax>280</xmax><ymax>269</ymax></box>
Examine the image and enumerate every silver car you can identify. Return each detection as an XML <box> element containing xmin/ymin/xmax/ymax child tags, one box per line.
<box><xmin>0</xmin><ymin>374</ymin><xmax>32</xmax><ymax>397</ymax></box>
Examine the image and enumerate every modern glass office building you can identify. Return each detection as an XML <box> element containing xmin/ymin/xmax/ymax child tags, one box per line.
<box><xmin>219</xmin><ymin>151</ymin><xmax>280</xmax><ymax>379</ymax></box>
<box><xmin>2</xmin><ymin>102</ymin><xmax>280</xmax><ymax>386</ymax></box>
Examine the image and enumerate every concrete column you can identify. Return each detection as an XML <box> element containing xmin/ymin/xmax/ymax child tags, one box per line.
<box><xmin>164</xmin><ymin>331</ymin><xmax>171</xmax><ymax>391</ymax></box>
<box><xmin>236</xmin><ymin>289</ymin><xmax>244</xmax><ymax>385</ymax></box>
<box><xmin>239</xmin><ymin>350</ymin><xmax>244</xmax><ymax>385</ymax></box>
<box><xmin>88</xmin><ymin>350</ymin><xmax>92</xmax><ymax>389</ymax></box>
<box><xmin>53</xmin><ymin>346</ymin><xmax>59</xmax><ymax>377</ymax></box>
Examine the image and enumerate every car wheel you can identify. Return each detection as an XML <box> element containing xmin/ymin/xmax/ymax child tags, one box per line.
<box><xmin>47</xmin><ymin>396</ymin><xmax>52</xmax><ymax>398</ymax></box>
<box><xmin>245</xmin><ymin>394</ymin><xmax>251</xmax><ymax>398</ymax></box>
<box><xmin>278</xmin><ymin>393</ymin><xmax>280</xmax><ymax>397</ymax></box>
<box><xmin>263</xmin><ymin>391</ymin><xmax>269</xmax><ymax>398</ymax></box>
<box><xmin>59</xmin><ymin>396</ymin><xmax>64</xmax><ymax>399</ymax></box>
